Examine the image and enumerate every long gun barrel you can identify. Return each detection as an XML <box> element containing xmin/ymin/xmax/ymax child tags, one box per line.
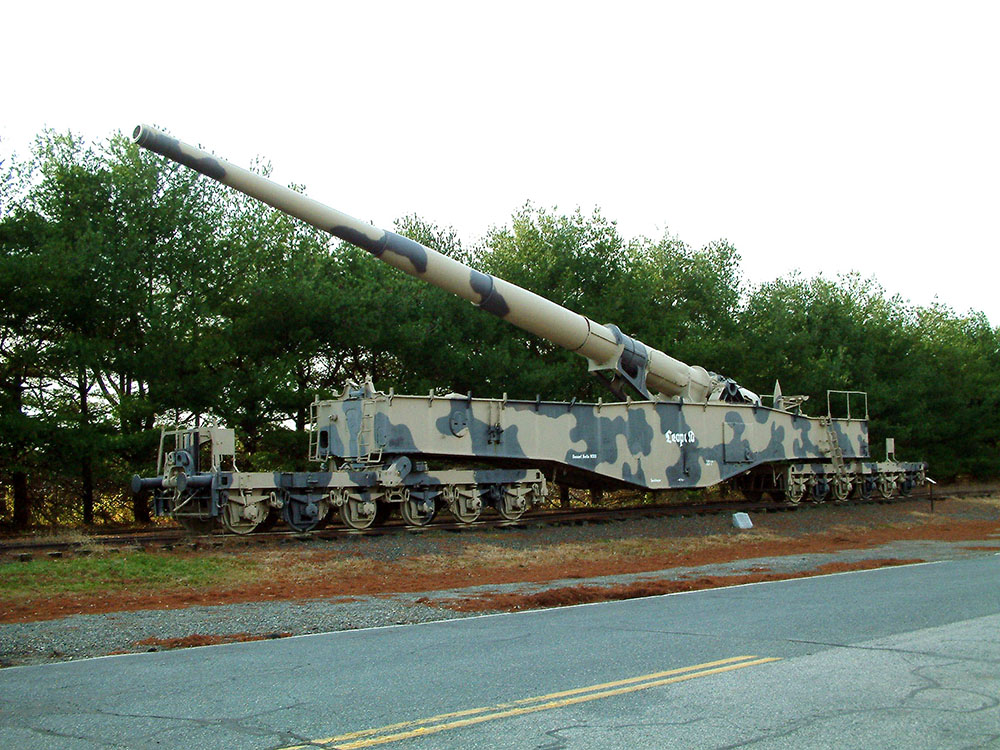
<box><xmin>132</xmin><ymin>124</ymin><xmax>714</xmax><ymax>402</ymax></box>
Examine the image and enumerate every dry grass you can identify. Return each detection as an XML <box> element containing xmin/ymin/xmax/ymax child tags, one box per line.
<box><xmin>366</xmin><ymin>528</ymin><xmax>794</xmax><ymax>576</ymax></box>
<box><xmin>252</xmin><ymin>548</ymin><xmax>364</xmax><ymax>578</ymax></box>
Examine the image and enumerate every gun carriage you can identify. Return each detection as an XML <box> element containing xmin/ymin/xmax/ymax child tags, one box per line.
<box><xmin>130</xmin><ymin>125</ymin><xmax>926</xmax><ymax>533</ymax></box>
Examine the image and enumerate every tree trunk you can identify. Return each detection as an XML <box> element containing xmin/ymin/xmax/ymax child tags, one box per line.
<box><xmin>82</xmin><ymin>458</ymin><xmax>94</xmax><ymax>525</ymax></box>
<box><xmin>79</xmin><ymin>372</ymin><xmax>94</xmax><ymax>525</ymax></box>
<box><xmin>12</xmin><ymin>470</ymin><xmax>30</xmax><ymax>528</ymax></box>
<box><xmin>131</xmin><ymin>489</ymin><xmax>151</xmax><ymax>524</ymax></box>
<box><xmin>5</xmin><ymin>381</ymin><xmax>31</xmax><ymax>528</ymax></box>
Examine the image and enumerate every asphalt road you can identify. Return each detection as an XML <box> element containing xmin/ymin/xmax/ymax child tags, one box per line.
<box><xmin>1</xmin><ymin>555</ymin><xmax>998</xmax><ymax>749</ymax></box>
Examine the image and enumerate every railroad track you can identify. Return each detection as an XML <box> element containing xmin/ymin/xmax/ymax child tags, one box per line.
<box><xmin>0</xmin><ymin>485</ymin><xmax>986</xmax><ymax>559</ymax></box>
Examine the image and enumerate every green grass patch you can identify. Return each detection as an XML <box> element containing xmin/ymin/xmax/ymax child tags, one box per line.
<box><xmin>0</xmin><ymin>552</ymin><xmax>256</xmax><ymax>598</ymax></box>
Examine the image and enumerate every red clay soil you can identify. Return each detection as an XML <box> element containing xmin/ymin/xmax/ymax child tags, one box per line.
<box><xmin>425</xmin><ymin>558</ymin><xmax>926</xmax><ymax>613</ymax></box>
<box><xmin>3</xmin><ymin>513</ymin><xmax>998</xmax><ymax>624</ymax></box>
<box><xmin>132</xmin><ymin>632</ymin><xmax>292</xmax><ymax>650</ymax></box>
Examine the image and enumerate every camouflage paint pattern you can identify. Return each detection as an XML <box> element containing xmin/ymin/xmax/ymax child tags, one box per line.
<box><xmin>311</xmin><ymin>386</ymin><xmax>903</xmax><ymax>491</ymax></box>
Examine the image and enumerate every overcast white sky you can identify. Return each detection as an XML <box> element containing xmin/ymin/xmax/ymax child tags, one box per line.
<box><xmin>3</xmin><ymin>1</ymin><xmax>998</xmax><ymax>324</ymax></box>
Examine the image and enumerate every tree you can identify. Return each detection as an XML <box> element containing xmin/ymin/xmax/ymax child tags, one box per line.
<box><xmin>0</xmin><ymin>129</ymin><xmax>231</xmax><ymax>524</ymax></box>
<box><xmin>625</xmin><ymin>235</ymin><xmax>745</xmax><ymax>377</ymax></box>
<box><xmin>3</xmin><ymin>125</ymin><xmax>999</xmax><ymax>530</ymax></box>
<box><xmin>0</xmin><ymin>208</ymin><xmax>53</xmax><ymax>527</ymax></box>
<box><xmin>893</xmin><ymin>305</ymin><xmax>1000</xmax><ymax>478</ymax></box>
<box><xmin>471</xmin><ymin>204</ymin><xmax>632</xmax><ymax>400</ymax></box>
<box><xmin>197</xmin><ymin>172</ymin><xmax>341</xmax><ymax>467</ymax></box>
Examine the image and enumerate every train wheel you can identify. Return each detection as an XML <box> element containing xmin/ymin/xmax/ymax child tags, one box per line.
<box><xmin>446</xmin><ymin>486</ymin><xmax>482</xmax><ymax>524</ymax></box>
<box><xmin>222</xmin><ymin>494</ymin><xmax>274</xmax><ymax>534</ymax></box>
<box><xmin>877</xmin><ymin>475</ymin><xmax>896</xmax><ymax>500</ymax></box>
<box><xmin>831</xmin><ymin>477</ymin><xmax>852</xmax><ymax>503</ymax></box>
<box><xmin>178</xmin><ymin>516</ymin><xmax>215</xmax><ymax>534</ymax></box>
<box><xmin>497</xmin><ymin>504</ymin><xmax>526</xmax><ymax>521</ymax></box>
<box><xmin>339</xmin><ymin>497</ymin><xmax>380</xmax><ymax>530</ymax></box>
<box><xmin>400</xmin><ymin>497</ymin><xmax>437</xmax><ymax>526</ymax></box>
<box><xmin>450</xmin><ymin>502</ymin><xmax>482</xmax><ymax>524</ymax></box>
<box><xmin>283</xmin><ymin>496</ymin><xmax>331</xmax><ymax>532</ymax></box>
<box><xmin>783</xmin><ymin>470</ymin><xmax>806</xmax><ymax>507</ymax></box>
<box><xmin>899</xmin><ymin>477</ymin><xmax>915</xmax><ymax>497</ymax></box>
<box><xmin>222</xmin><ymin>509</ymin><xmax>276</xmax><ymax>535</ymax></box>
<box><xmin>496</xmin><ymin>488</ymin><xmax>529</xmax><ymax>521</ymax></box>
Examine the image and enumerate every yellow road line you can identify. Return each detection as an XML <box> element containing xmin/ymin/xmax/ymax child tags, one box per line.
<box><xmin>282</xmin><ymin>654</ymin><xmax>780</xmax><ymax>749</ymax></box>
<box><xmin>290</xmin><ymin>655</ymin><xmax>757</xmax><ymax>747</ymax></box>
<box><xmin>316</xmin><ymin>654</ymin><xmax>756</xmax><ymax>745</ymax></box>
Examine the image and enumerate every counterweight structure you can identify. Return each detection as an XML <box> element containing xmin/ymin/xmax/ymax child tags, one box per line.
<box><xmin>130</xmin><ymin>125</ymin><xmax>925</xmax><ymax>532</ymax></box>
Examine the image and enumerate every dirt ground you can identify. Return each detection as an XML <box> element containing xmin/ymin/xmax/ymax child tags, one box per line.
<box><xmin>4</xmin><ymin>490</ymin><xmax>999</xmax><ymax>625</ymax></box>
<box><xmin>422</xmin><ymin>558</ymin><xmax>930</xmax><ymax>613</ymax></box>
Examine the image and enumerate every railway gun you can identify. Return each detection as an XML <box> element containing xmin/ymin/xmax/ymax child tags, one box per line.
<box><xmin>130</xmin><ymin>124</ymin><xmax>926</xmax><ymax>533</ymax></box>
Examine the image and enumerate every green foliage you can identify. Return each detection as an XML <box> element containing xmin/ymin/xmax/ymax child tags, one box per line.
<box><xmin>626</xmin><ymin>235</ymin><xmax>744</xmax><ymax>373</ymax></box>
<box><xmin>735</xmin><ymin>274</ymin><xmax>1000</xmax><ymax>476</ymax></box>
<box><xmin>472</xmin><ymin>204</ymin><xmax>631</xmax><ymax>400</ymax></box>
<box><xmin>1</xmin><ymin>127</ymin><xmax>998</xmax><ymax>529</ymax></box>
<box><xmin>892</xmin><ymin>306</ymin><xmax>1000</xmax><ymax>476</ymax></box>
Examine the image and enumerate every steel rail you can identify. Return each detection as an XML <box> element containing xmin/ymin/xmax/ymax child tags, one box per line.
<box><xmin>0</xmin><ymin>486</ymin><xmax>981</xmax><ymax>557</ymax></box>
